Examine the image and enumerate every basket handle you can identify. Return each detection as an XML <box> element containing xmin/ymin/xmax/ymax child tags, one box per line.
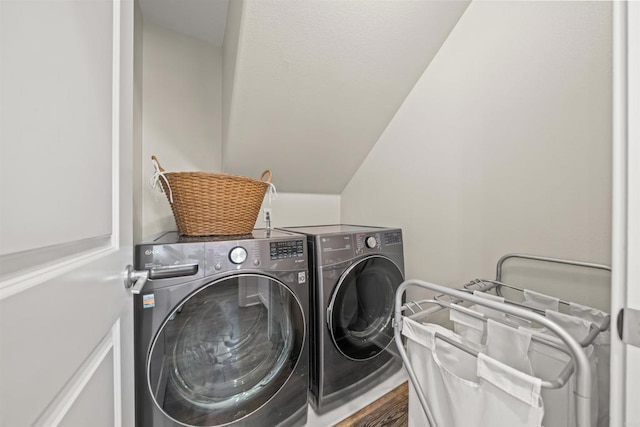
<box><xmin>151</xmin><ymin>155</ymin><xmax>165</xmax><ymax>172</ymax></box>
<box><xmin>260</xmin><ymin>170</ymin><xmax>272</xmax><ymax>183</ymax></box>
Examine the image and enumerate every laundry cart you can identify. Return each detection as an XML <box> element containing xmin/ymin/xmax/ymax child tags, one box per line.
<box><xmin>393</xmin><ymin>254</ymin><xmax>611</xmax><ymax>427</ymax></box>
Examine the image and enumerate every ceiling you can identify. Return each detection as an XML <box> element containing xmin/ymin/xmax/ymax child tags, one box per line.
<box><xmin>223</xmin><ymin>0</ymin><xmax>471</xmax><ymax>194</ymax></box>
<box><xmin>137</xmin><ymin>0</ymin><xmax>229</xmax><ymax>46</ymax></box>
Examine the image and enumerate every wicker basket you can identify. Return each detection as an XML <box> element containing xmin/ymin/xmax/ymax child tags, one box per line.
<box><xmin>152</xmin><ymin>155</ymin><xmax>272</xmax><ymax>236</ymax></box>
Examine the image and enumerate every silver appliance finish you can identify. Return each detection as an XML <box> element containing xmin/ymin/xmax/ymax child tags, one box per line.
<box><xmin>278</xmin><ymin>225</ymin><xmax>405</xmax><ymax>413</ymax></box>
<box><xmin>134</xmin><ymin>229</ymin><xmax>309</xmax><ymax>427</ymax></box>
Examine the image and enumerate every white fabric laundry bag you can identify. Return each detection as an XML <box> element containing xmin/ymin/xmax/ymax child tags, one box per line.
<box><xmin>569</xmin><ymin>302</ymin><xmax>611</xmax><ymax>427</ymax></box>
<box><xmin>499</xmin><ymin>287</ymin><xmax>609</xmax><ymax>427</ymax></box>
<box><xmin>506</xmin><ymin>290</ymin><xmax>609</xmax><ymax>427</ymax></box>
<box><xmin>542</xmin><ymin>310</ymin><xmax>599</xmax><ymax>427</ymax></box>
<box><xmin>450</xmin><ymin>305</ymin><xmax>488</xmax><ymax>345</ymax></box>
<box><xmin>485</xmin><ymin>319</ymin><xmax>534</xmax><ymax>373</ymax></box>
<box><xmin>402</xmin><ymin>318</ymin><xmax>544</xmax><ymax>427</ymax></box>
<box><xmin>523</xmin><ymin>289</ymin><xmax>560</xmax><ymax>311</ymax></box>
<box><xmin>484</xmin><ymin>318</ymin><xmax>596</xmax><ymax>427</ymax></box>
<box><xmin>450</xmin><ymin>303</ymin><xmax>599</xmax><ymax>427</ymax></box>
<box><xmin>451</xmin><ymin>291</ymin><xmax>530</xmax><ymax>344</ymax></box>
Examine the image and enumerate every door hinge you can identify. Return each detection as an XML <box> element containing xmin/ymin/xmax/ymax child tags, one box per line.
<box><xmin>617</xmin><ymin>307</ymin><xmax>640</xmax><ymax>348</ymax></box>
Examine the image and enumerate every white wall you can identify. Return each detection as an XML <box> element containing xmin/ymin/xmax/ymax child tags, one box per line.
<box><xmin>341</xmin><ymin>1</ymin><xmax>613</xmax><ymax>310</ymax></box>
<box><xmin>255</xmin><ymin>193</ymin><xmax>341</xmax><ymax>229</ymax></box>
<box><xmin>222</xmin><ymin>0</ymin><xmax>244</xmax><ymax>150</ymax></box>
<box><xmin>139</xmin><ymin>19</ymin><xmax>340</xmax><ymax>238</ymax></box>
<box><xmin>141</xmin><ymin>22</ymin><xmax>223</xmax><ymax>238</ymax></box>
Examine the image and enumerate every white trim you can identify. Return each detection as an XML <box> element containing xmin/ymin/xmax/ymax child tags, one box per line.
<box><xmin>33</xmin><ymin>320</ymin><xmax>121</xmax><ymax>427</ymax></box>
<box><xmin>112</xmin><ymin>317</ymin><xmax>123</xmax><ymax>427</ymax></box>
<box><xmin>624</xmin><ymin>0</ymin><xmax>640</xmax><ymax>423</ymax></box>
<box><xmin>0</xmin><ymin>0</ymin><xmax>122</xmax><ymax>300</ymax></box>
<box><xmin>111</xmin><ymin>3</ymin><xmax>125</xmax><ymax>426</ymax></box>
<box><xmin>0</xmin><ymin>235</ymin><xmax>112</xmax><ymax>279</ymax></box>
<box><xmin>610</xmin><ymin>2</ymin><xmax>628</xmax><ymax>425</ymax></box>
<box><xmin>112</xmin><ymin>0</ymin><xmax>121</xmax><ymax>250</ymax></box>
<box><xmin>611</xmin><ymin>1</ymin><xmax>640</xmax><ymax>424</ymax></box>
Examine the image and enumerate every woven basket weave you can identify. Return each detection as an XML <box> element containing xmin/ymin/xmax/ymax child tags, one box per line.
<box><xmin>152</xmin><ymin>155</ymin><xmax>271</xmax><ymax>236</ymax></box>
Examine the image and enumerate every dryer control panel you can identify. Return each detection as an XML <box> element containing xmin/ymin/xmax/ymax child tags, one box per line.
<box><xmin>318</xmin><ymin>229</ymin><xmax>403</xmax><ymax>266</ymax></box>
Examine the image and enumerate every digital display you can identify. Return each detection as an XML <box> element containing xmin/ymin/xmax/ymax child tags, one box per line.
<box><xmin>384</xmin><ymin>232</ymin><xmax>402</xmax><ymax>245</ymax></box>
<box><xmin>270</xmin><ymin>240</ymin><xmax>305</xmax><ymax>260</ymax></box>
<box><xmin>320</xmin><ymin>235</ymin><xmax>352</xmax><ymax>252</ymax></box>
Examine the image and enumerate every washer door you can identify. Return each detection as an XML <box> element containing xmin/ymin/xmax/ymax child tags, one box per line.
<box><xmin>147</xmin><ymin>274</ymin><xmax>305</xmax><ymax>426</ymax></box>
<box><xmin>328</xmin><ymin>255</ymin><xmax>403</xmax><ymax>360</ymax></box>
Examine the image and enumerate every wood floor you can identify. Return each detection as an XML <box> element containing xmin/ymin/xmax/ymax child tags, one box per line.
<box><xmin>334</xmin><ymin>382</ymin><xmax>408</xmax><ymax>427</ymax></box>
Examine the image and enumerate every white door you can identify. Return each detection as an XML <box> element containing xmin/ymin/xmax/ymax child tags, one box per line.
<box><xmin>611</xmin><ymin>1</ymin><xmax>640</xmax><ymax>425</ymax></box>
<box><xmin>0</xmin><ymin>0</ymin><xmax>135</xmax><ymax>425</ymax></box>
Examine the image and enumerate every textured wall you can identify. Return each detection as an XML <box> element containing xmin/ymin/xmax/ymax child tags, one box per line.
<box><xmin>141</xmin><ymin>15</ymin><xmax>342</xmax><ymax>239</ymax></box>
<box><xmin>255</xmin><ymin>193</ymin><xmax>341</xmax><ymax>229</ymax></box>
<box><xmin>341</xmin><ymin>1</ymin><xmax>613</xmax><ymax>310</ymax></box>
<box><xmin>141</xmin><ymin>22</ymin><xmax>223</xmax><ymax>238</ymax></box>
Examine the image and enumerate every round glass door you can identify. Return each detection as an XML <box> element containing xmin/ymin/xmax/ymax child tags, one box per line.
<box><xmin>328</xmin><ymin>256</ymin><xmax>403</xmax><ymax>360</ymax></box>
<box><xmin>147</xmin><ymin>274</ymin><xmax>304</xmax><ymax>426</ymax></box>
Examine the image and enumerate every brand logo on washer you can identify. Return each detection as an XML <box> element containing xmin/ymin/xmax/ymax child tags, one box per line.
<box><xmin>298</xmin><ymin>272</ymin><xmax>306</xmax><ymax>284</ymax></box>
<box><xmin>145</xmin><ymin>249</ymin><xmax>160</xmax><ymax>256</ymax></box>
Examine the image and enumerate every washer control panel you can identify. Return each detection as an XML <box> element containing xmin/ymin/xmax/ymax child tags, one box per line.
<box><xmin>136</xmin><ymin>231</ymin><xmax>308</xmax><ymax>281</ymax></box>
<box><xmin>270</xmin><ymin>240</ymin><xmax>305</xmax><ymax>260</ymax></box>
<box><xmin>203</xmin><ymin>238</ymin><xmax>307</xmax><ymax>275</ymax></box>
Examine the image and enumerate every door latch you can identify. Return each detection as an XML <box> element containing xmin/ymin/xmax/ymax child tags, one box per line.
<box><xmin>617</xmin><ymin>307</ymin><xmax>640</xmax><ymax>348</ymax></box>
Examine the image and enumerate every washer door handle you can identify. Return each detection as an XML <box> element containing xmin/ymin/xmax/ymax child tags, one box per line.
<box><xmin>123</xmin><ymin>265</ymin><xmax>149</xmax><ymax>294</ymax></box>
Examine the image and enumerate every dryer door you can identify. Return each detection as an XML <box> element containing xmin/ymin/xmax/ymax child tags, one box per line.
<box><xmin>328</xmin><ymin>255</ymin><xmax>404</xmax><ymax>360</ymax></box>
<box><xmin>147</xmin><ymin>274</ymin><xmax>305</xmax><ymax>426</ymax></box>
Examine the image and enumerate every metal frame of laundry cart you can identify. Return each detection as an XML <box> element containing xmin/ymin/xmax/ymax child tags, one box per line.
<box><xmin>393</xmin><ymin>253</ymin><xmax>611</xmax><ymax>427</ymax></box>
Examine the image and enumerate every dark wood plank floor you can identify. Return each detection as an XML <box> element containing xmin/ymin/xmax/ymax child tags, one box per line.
<box><xmin>334</xmin><ymin>382</ymin><xmax>408</xmax><ymax>427</ymax></box>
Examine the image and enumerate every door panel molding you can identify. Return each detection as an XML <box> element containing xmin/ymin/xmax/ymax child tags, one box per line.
<box><xmin>0</xmin><ymin>0</ymin><xmax>122</xmax><ymax>300</ymax></box>
<box><xmin>0</xmin><ymin>243</ymin><xmax>117</xmax><ymax>301</ymax></box>
<box><xmin>0</xmin><ymin>235</ymin><xmax>111</xmax><ymax>278</ymax></box>
<box><xmin>33</xmin><ymin>319</ymin><xmax>122</xmax><ymax>427</ymax></box>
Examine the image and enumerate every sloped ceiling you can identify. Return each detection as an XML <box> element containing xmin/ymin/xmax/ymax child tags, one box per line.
<box><xmin>138</xmin><ymin>0</ymin><xmax>229</xmax><ymax>46</ymax></box>
<box><xmin>223</xmin><ymin>0</ymin><xmax>471</xmax><ymax>194</ymax></box>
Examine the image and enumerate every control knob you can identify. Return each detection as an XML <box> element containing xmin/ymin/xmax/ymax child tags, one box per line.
<box><xmin>365</xmin><ymin>236</ymin><xmax>377</xmax><ymax>249</ymax></box>
<box><xmin>229</xmin><ymin>246</ymin><xmax>248</xmax><ymax>264</ymax></box>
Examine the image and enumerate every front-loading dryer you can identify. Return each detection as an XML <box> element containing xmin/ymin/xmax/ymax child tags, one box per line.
<box><xmin>277</xmin><ymin>225</ymin><xmax>404</xmax><ymax>413</ymax></box>
<box><xmin>134</xmin><ymin>229</ymin><xmax>309</xmax><ymax>427</ymax></box>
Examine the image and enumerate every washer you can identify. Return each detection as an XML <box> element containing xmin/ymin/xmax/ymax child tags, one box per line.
<box><xmin>134</xmin><ymin>229</ymin><xmax>309</xmax><ymax>427</ymax></box>
<box><xmin>277</xmin><ymin>225</ymin><xmax>404</xmax><ymax>413</ymax></box>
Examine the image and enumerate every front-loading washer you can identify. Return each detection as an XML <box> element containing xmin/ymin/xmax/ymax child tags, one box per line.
<box><xmin>134</xmin><ymin>229</ymin><xmax>309</xmax><ymax>427</ymax></box>
<box><xmin>277</xmin><ymin>225</ymin><xmax>404</xmax><ymax>413</ymax></box>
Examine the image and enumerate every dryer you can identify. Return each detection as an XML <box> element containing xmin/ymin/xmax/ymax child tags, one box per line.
<box><xmin>278</xmin><ymin>225</ymin><xmax>404</xmax><ymax>413</ymax></box>
<box><xmin>134</xmin><ymin>230</ymin><xmax>309</xmax><ymax>427</ymax></box>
